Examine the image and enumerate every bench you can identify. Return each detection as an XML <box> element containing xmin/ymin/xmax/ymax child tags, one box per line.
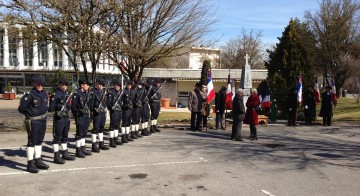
<box><xmin>258</xmin><ymin>115</ymin><xmax>268</xmax><ymax>126</ymax></box>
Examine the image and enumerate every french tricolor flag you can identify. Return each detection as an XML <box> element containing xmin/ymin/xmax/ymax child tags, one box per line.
<box><xmin>260</xmin><ymin>90</ymin><xmax>271</xmax><ymax>108</ymax></box>
<box><xmin>206</xmin><ymin>70</ymin><xmax>215</xmax><ymax>103</ymax></box>
<box><xmin>297</xmin><ymin>75</ymin><xmax>303</xmax><ymax>105</ymax></box>
<box><xmin>225</xmin><ymin>73</ymin><xmax>233</xmax><ymax>109</ymax></box>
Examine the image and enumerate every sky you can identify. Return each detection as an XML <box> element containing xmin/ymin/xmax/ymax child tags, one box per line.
<box><xmin>212</xmin><ymin>0</ymin><xmax>320</xmax><ymax>46</ymax></box>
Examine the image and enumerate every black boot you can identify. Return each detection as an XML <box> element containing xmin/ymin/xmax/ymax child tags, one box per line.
<box><xmin>131</xmin><ymin>132</ymin><xmax>138</xmax><ymax>139</ymax></box>
<box><xmin>27</xmin><ymin>160</ymin><xmax>39</xmax><ymax>173</ymax></box>
<box><xmin>145</xmin><ymin>128</ymin><xmax>152</xmax><ymax>135</ymax></box>
<box><xmin>35</xmin><ymin>158</ymin><xmax>49</xmax><ymax>170</ymax></box>
<box><xmin>154</xmin><ymin>125</ymin><xmax>161</xmax><ymax>132</ymax></box>
<box><xmin>122</xmin><ymin>135</ymin><xmax>129</xmax><ymax>143</ymax></box>
<box><xmin>150</xmin><ymin>125</ymin><xmax>156</xmax><ymax>133</ymax></box>
<box><xmin>62</xmin><ymin>149</ymin><xmax>76</xmax><ymax>160</ymax></box>
<box><xmin>141</xmin><ymin>129</ymin><xmax>149</xmax><ymax>136</ymax></box>
<box><xmin>248</xmin><ymin>127</ymin><xmax>254</xmax><ymax>140</ymax></box>
<box><xmin>110</xmin><ymin>138</ymin><xmax>117</xmax><ymax>148</ymax></box>
<box><xmin>92</xmin><ymin>142</ymin><xmax>100</xmax><ymax>153</ymax></box>
<box><xmin>81</xmin><ymin>146</ymin><xmax>92</xmax><ymax>156</ymax></box>
<box><xmin>126</xmin><ymin>134</ymin><xmax>134</xmax><ymax>142</ymax></box>
<box><xmin>253</xmin><ymin>127</ymin><xmax>258</xmax><ymax>140</ymax></box>
<box><xmin>99</xmin><ymin>141</ymin><xmax>110</xmax><ymax>150</ymax></box>
<box><xmin>54</xmin><ymin>152</ymin><xmax>65</xmax><ymax>164</ymax></box>
<box><xmin>136</xmin><ymin>130</ymin><xmax>143</xmax><ymax>138</ymax></box>
<box><xmin>115</xmin><ymin>136</ymin><xmax>123</xmax><ymax>145</ymax></box>
<box><xmin>76</xmin><ymin>147</ymin><xmax>85</xmax><ymax>158</ymax></box>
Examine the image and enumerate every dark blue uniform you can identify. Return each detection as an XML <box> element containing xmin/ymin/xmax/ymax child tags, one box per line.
<box><xmin>149</xmin><ymin>85</ymin><xmax>161</xmax><ymax>120</ymax></box>
<box><xmin>121</xmin><ymin>87</ymin><xmax>133</xmax><ymax>127</ymax></box>
<box><xmin>303</xmin><ymin>89</ymin><xmax>316</xmax><ymax>125</ymax></box>
<box><xmin>132</xmin><ymin>87</ymin><xmax>144</xmax><ymax>124</ymax></box>
<box><xmin>49</xmin><ymin>89</ymin><xmax>71</xmax><ymax>145</ymax></box>
<box><xmin>19</xmin><ymin>76</ymin><xmax>50</xmax><ymax>173</ymax></box>
<box><xmin>89</xmin><ymin>88</ymin><xmax>107</xmax><ymax>134</ymax></box>
<box><xmin>71</xmin><ymin>88</ymin><xmax>91</xmax><ymax>140</ymax></box>
<box><xmin>107</xmin><ymin>88</ymin><xmax>122</xmax><ymax>131</ymax></box>
<box><xmin>141</xmin><ymin>86</ymin><xmax>151</xmax><ymax>124</ymax></box>
<box><xmin>18</xmin><ymin>88</ymin><xmax>48</xmax><ymax>147</ymax></box>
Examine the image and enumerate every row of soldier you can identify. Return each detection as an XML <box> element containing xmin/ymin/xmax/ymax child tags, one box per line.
<box><xmin>18</xmin><ymin>76</ymin><xmax>164</xmax><ymax>173</ymax></box>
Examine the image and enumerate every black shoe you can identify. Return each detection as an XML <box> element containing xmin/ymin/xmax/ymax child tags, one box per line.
<box><xmin>146</xmin><ymin>128</ymin><xmax>152</xmax><ymax>135</ymax></box>
<box><xmin>92</xmin><ymin>142</ymin><xmax>100</xmax><ymax>153</ymax></box>
<box><xmin>150</xmin><ymin>126</ymin><xmax>156</xmax><ymax>133</ymax></box>
<box><xmin>54</xmin><ymin>152</ymin><xmax>65</xmax><ymax>164</ymax></box>
<box><xmin>126</xmin><ymin>134</ymin><xmax>134</xmax><ymax>142</ymax></box>
<box><xmin>27</xmin><ymin>160</ymin><xmax>39</xmax><ymax>173</ymax></box>
<box><xmin>115</xmin><ymin>136</ymin><xmax>123</xmax><ymax>145</ymax></box>
<box><xmin>154</xmin><ymin>125</ymin><xmax>161</xmax><ymax>132</ymax></box>
<box><xmin>235</xmin><ymin>138</ymin><xmax>244</xmax><ymax>141</ymax></box>
<box><xmin>122</xmin><ymin>135</ymin><xmax>129</xmax><ymax>143</ymax></box>
<box><xmin>136</xmin><ymin>131</ymin><xmax>143</xmax><ymax>138</ymax></box>
<box><xmin>131</xmin><ymin>132</ymin><xmax>138</xmax><ymax>139</ymax></box>
<box><xmin>110</xmin><ymin>138</ymin><xmax>117</xmax><ymax>148</ymax></box>
<box><xmin>76</xmin><ymin>147</ymin><xmax>85</xmax><ymax>158</ymax></box>
<box><xmin>141</xmin><ymin>129</ymin><xmax>149</xmax><ymax>136</ymax></box>
<box><xmin>99</xmin><ymin>141</ymin><xmax>110</xmax><ymax>150</ymax></box>
<box><xmin>62</xmin><ymin>150</ymin><xmax>76</xmax><ymax>161</ymax></box>
<box><xmin>81</xmin><ymin>146</ymin><xmax>92</xmax><ymax>156</ymax></box>
<box><xmin>35</xmin><ymin>158</ymin><xmax>49</xmax><ymax>170</ymax></box>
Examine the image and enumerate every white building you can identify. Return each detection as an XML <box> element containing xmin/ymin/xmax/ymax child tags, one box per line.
<box><xmin>0</xmin><ymin>26</ymin><xmax>122</xmax><ymax>94</ymax></box>
<box><xmin>169</xmin><ymin>47</ymin><xmax>221</xmax><ymax>69</ymax></box>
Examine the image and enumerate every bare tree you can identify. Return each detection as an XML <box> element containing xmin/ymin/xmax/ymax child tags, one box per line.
<box><xmin>220</xmin><ymin>29</ymin><xmax>264</xmax><ymax>69</ymax></box>
<box><xmin>106</xmin><ymin>0</ymin><xmax>217</xmax><ymax>81</ymax></box>
<box><xmin>0</xmin><ymin>0</ymin><xmax>122</xmax><ymax>81</ymax></box>
<box><xmin>305</xmin><ymin>0</ymin><xmax>360</xmax><ymax>97</ymax></box>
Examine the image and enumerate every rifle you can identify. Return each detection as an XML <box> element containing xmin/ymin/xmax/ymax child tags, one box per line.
<box><xmin>95</xmin><ymin>81</ymin><xmax>110</xmax><ymax>113</ymax></box>
<box><xmin>150</xmin><ymin>80</ymin><xmax>166</xmax><ymax>101</ymax></box>
<box><xmin>111</xmin><ymin>89</ymin><xmax>124</xmax><ymax>111</ymax></box>
<box><xmin>81</xmin><ymin>89</ymin><xmax>92</xmax><ymax>114</ymax></box>
<box><xmin>56</xmin><ymin>91</ymin><xmax>74</xmax><ymax>118</ymax></box>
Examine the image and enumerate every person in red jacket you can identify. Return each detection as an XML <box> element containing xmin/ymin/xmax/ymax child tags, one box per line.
<box><xmin>243</xmin><ymin>88</ymin><xmax>260</xmax><ymax>140</ymax></box>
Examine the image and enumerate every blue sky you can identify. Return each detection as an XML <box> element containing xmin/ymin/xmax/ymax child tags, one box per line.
<box><xmin>212</xmin><ymin>0</ymin><xmax>320</xmax><ymax>46</ymax></box>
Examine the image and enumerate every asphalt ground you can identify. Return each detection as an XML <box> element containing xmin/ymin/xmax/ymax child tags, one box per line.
<box><xmin>0</xmin><ymin>123</ymin><xmax>359</xmax><ymax>196</ymax></box>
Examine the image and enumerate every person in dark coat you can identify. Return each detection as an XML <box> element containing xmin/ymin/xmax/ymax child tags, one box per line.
<box><xmin>120</xmin><ymin>80</ymin><xmax>134</xmax><ymax>143</ymax></box>
<box><xmin>188</xmin><ymin>83</ymin><xmax>205</xmax><ymax>131</ymax></box>
<box><xmin>287</xmin><ymin>87</ymin><xmax>298</xmax><ymax>126</ymax></box>
<box><xmin>319</xmin><ymin>86</ymin><xmax>334</xmax><ymax>126</ymax></box>
<box><xmin>303</xmin><ymin>85</ymin><xmax>317</xmax><ymax>125</ymax></box>
<box><xmin>106</xmin><ymin>79</ymin><xmax>123</xmax><ymax>147</ymax></box>
<box><xmin>71</xmin><ymin>79</ymin><xmax>93</xmax><ymax>158</ymax></box>
<box><xmin>18</xmin><ymin>76</ymin><xmax>49</xmax><ymax>173</ymax></box>
<box><xmin>131</xmin><ymin>80</ymin><xmax>144</xmax><ymax>139</ymax></box>
<box><xmin>140</xmin><ymin>79</ymin><xmax>152</xmax><ymax>136</ymax></box>
<box><xmin>149</xmin><ymin>78</ymin><xmax>163</xmax><ymax>132</ymax></box>
<box><xmin>89</xmin><ymin>79</ymin><xmax>110</xmax><ymax>152</ymax></box>
<box><xmin>243</xmin><ymin>88</ymin><xmax>260</xmax><ymax>140</ymax></box>
<box><xmin>215</xmin><ymin>86</ymin><xmax>227</xmax><ymax>130</ymax></box>
<box><xmin>48</xmin><ymin>78</ymin><xmax>76</xmax><ymax>164</ymax></box>
<box><xmin>232</xmin><ymin>88</ymin><xmax>245</xmax><ymax>141</ymax></box>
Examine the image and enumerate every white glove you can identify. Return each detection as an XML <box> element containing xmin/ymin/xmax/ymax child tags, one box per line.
<box><xmin>305</xmin><ymin>105</ymin><xmax>308</xmax><ymax>109</ymax></box>
<box><xmin>289</xmin><ymin>108</ymin><xmax>292</xmax><ymax>111</ymax></box>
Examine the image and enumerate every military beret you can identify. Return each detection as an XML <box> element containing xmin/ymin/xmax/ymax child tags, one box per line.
<box><xmin>153</xmin><ymin>78</ymin><xmax>162</xmax><ymax>84</ymax></box>
<box><xmin>112</xmin><ymin>79</ymin><xmax>121</xmax><ymax>86</ymax></box>
<box><xmin>146</xmin><ymin>78</ymin><xmax>153</xmax><ymax>84</ymax></box>
<box><xmin>221</xmin><ymin>86</ymin><xmax>227</xmax><ymax>91</ymax></box>
<box><xmin>96</xmin><ymin>78</ymin><xmax>106</xmax><ymax>86</ymax></box>
<box><xmin>136</xmin><ymin>79</ymin><xmax>144</xmax><ymax>85</ymax></box>
<box><xmin>32</xmin><ymin>76</ymin><xmax>47</xmax><ymax>86</ymax></box>
<box><xmin>78</xmin><ymin>79</ymin><xmax>92</xmax><ymax>86</ymax></box>
<box><xmin>125</xmin><ymin>80</ymin><xmax>133</xmax><ymax>85</ymax></box>
<box><xmin>194</xmin><ymin>82</ymin><xmax>201</xmax><ymax>87</ymax></box>
<box><xmin>58</xmin><ymin>78</ymin><xmax>69</xmax><ymax>86</ymax></box>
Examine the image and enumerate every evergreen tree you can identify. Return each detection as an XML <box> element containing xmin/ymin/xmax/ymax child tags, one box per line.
<box><xmin>265</xmin><ymin>19</ymin><xmax>312</xmax><ymax>116</ymax></box>
<box><xmin>200</xmin><ymin>60</ymin><xmax>212</xmax><ymax>85</ymax></box>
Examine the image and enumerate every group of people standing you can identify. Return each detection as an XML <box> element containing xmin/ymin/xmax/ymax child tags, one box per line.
<box><xmin>18</xmin><ymin>76</ymin><xmax>164</xmax><ymax>173</ymax></box>
<box><xmin>287</xmin><ymin>85</ymin><xmax>337</xmax><ymax>126</ymax></box>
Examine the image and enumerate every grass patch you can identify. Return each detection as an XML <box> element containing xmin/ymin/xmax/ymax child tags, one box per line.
<box><xmin>158</xmin><ymin>112</ymin><xmax>191</xmax><ymax>124</ymax></box>
<box><xmin>331</xmin><ymin>97</ymin><xmax>360</xmax><ymax>122</ymax></box>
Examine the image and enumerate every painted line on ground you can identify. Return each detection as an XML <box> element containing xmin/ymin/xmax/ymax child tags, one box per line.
<box><xmin>0</xmin><ymin>157</ymin><xmax>208</xmax><ymax>176</ymax></box>
<box><xmin>261</xmin><ymin>189</ymin><xmax>276</xmax><ymax>196</ymax></box>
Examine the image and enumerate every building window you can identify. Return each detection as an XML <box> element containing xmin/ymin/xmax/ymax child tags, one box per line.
<box><xmin>0</xmin><ymin>29</ymin><xmax>4</xmax><ymax>66</ymax></box>
<box><xmin>9</xmin><ymin>36</ymin><xmax>19</xmax><ymax>66</ymax></box>
<box><xmin>38</xmin><ymin>42</ymin><xmax>48</xmax><ymax>66</ymax></box>
<box><xmin>23</xmin><ymin>40</ymin><xmax>33</xmax><ymax>66</ymax></box>
<box><xmin>53</xmin><ymin>45</ymin><xmax>62</xmax><ymax>67</ymax></box>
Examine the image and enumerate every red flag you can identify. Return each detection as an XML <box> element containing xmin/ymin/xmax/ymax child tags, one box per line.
<box><xmin>331</xmin><ymin>81</ymin><xmax>337</xmax><ymax>107</ymax></box>
<box><xmin>225</xmin><ymin>73</ymin><xmax>233</xmax><ymax>109</ymax></box>
<box><xmin>313</xmin><ymin>80</ymin><xmax>320</xmax><ymax>104</ymax></box>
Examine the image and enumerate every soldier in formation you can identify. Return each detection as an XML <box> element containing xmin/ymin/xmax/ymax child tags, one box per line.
<box><xmin>18</xmin><ymin>77</ymin><xmax>165</xmax><ymax>173</ymax></box>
